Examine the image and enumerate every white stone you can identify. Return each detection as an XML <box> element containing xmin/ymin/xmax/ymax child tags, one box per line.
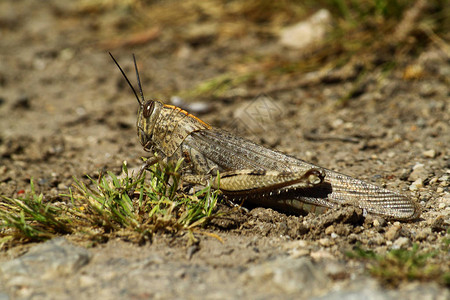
<box><xmin>280</xmin><ymin>9</ymin><xmax>332</xmax><ymax>50</ymax></box>
<box><xmin>410</xmin><ymin>178</ymin><xmax>423</xmax><ymax>191</ymax></box>
<box><xmin>423</xmin><ymin>149</ymin><xmax>436</xmax><ymax>158</ymax></box>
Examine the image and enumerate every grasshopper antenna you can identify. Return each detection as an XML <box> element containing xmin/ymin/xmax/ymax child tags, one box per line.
<box><xmin>132</xmin><ymin>54</ymin><xmax>145</xmax><ymax>105</ymax></box>
<box><xmin>109</xmin><ymin>52</ymin><xmax>143</xmax><ymax>106</ymax></box>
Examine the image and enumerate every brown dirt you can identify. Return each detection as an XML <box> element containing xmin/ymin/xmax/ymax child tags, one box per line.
<box><xmin>0</xmin><ymin>0</ymin><xmax>449</xmax><ymax>298</ymax></box>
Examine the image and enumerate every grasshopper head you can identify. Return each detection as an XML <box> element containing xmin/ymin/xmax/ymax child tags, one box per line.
<box><xmin>136</xmin><ymin>99</ymin><xmax>163</xmax><ymax>151</ymax></box>
<box><xmin>109</xmin><ymin>53</ymin><xmax>161</xmax><ymax>151</ymax></box>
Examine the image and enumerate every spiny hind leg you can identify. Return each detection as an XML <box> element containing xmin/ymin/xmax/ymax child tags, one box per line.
<box><xmin>181</xmin><ymin>173</ymin><xmax>253</xmax><ymax>213</ymax></box>
<box><xmin>216</xmin><ymin>169</ymin><xmax>332</xmax><ymax>215</ymax></box>
<box><xmin>182</xmin><ymin>169</ymin><xmax>325</xmax><ymax>212</ymax></box>
<box><xmin>181</xmin><ymin>168</ymin><xmax>325</xmax><ymax>191</ymax></box>
<box><xmin>181</xmin><ymin>173</ymin><xmax>212</xmax><ymax>186</ymax></box>
<box><xmin>215</xmin><ymin>168</ymin><xmax>325</xmax><ymax>192</ymax></box>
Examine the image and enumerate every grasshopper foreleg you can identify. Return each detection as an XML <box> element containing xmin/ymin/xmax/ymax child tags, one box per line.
<box><xmin>137</xmin><ymin>155</ymin><xmax>162</xmax><ymax>179</ymax></box>
<box><xmin>127</xmin><ymin>155</ymin><xmax>162</xmax><ymax>198</ymax></box>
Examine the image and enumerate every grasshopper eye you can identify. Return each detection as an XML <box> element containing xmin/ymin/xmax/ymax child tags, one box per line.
<box><xmin>143</xmin><ymin>101</ymin><xmax>154</xmax><ymax>118</ymax></box>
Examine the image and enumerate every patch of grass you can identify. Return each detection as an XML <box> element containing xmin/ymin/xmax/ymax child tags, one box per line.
<box><xmin>0</xmin><ymin>180</ymin><xmax>73</xmax><ymax>242</ymax></box>
<box><xmin>181</xmin><ymin>72</ymin><xmax>254</xmax><ymax>99</ymax></box>
<box><xmin>347</xmin><ymin>243</ymin><xmax>450</xmax><ymax>287</ymax></box>
<box><xmin>0</xmin><ymin>160</ymin><xmax>221</xmax><ymax>249</ymax></box>
<box><xmin>325</xmin><ymin>0</ymin><xmax>411</xmax><ymax>22</ymax></box>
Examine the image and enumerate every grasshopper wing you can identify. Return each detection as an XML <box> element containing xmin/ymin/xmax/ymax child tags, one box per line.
<box><xmin>181</xmin><ymin>128</ymin><xmax>420</xmax><ymax>220</ymax></box>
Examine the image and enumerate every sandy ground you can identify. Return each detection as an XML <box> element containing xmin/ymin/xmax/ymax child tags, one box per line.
<box><xmin>0</xmin><ymin>1</ymin><xmax>448</xmax><ymax>299</ymax></box>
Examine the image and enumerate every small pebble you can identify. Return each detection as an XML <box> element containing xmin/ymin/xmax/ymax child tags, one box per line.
<box><xmin>325</xmin><ymin>225</ymin><xmax>335</xmax><ymax>235</ymax></box>
<box><xmin>310</xmin><ymin>250</ymin><xmax>335</xmax><ymax>260</ymax></box>
<box><xmin>323</xmin><ymin>261</ymin><xmax>346</xmax><ymax>278</ymax></box>
<box><xmin>439</xmin><ymin>175</ymin><xmax>449</xmax><ymax>187</ymax></box>
<box><xmin>412</xmin><ymin>162</ymin><xmax>424</xmax><ymax>170</ymax></box>
<box><xmin>410</xmin><ymin>178</ymin><xmax>423</xmax><ymax>191</ymax></box>
<box><xmin>279</xmin><ymin>9</ymin><xmax>332</xmax><ymax>50</ymax></box>
<box><xmin>370</xmin><ymin>234</ymin><xmax>385</xmax><ymax>246</ymax></box>
<box><xmin>429</xmin><ymin>177</ymin><xmax>438</xmax><ymax>185</ymax></box>
<box><xmin>423</xmin><ymin>149</ymin><xmax>436</xmax><ymax>158</ymax></box>
<box><xmin>408</xmin><ymin>163</ymin><xmax>427</xmax><ymax>182</ymax></box>
<box><xmin>57</xmin><ymin>183</ymin><xmax>68</xmax><ymax>190</ymax></box>
<box><xmin>331</xmin><ymin>119</ymin><xmax>344</xmax><ymax>128</ymax></box>
<box><xmin>79</xmin><ymin>275</ymin><xmax>96</xmax><ymax>287</ymax></box>
<box><xmin>385</xmin><ymin>224</ymin><xmax>401</xmax><ymax>241</ymax></box>
<box><xmin>290</xmin><ymin>249</ymin><xmax>310</xmax><ymax>258</ymax></box>
<box><xmin>242</xmin><ymin>257</ymin><xmax>329</xmax><ymax>294</ymax></box>
<box><xmin>416</xmin><ymin>228</ymin><xmax>432</xmax><ymax>241</ymax></box>
<box><xmin>427</xmin><ymin>235</ymin><xmax>437</xmax><ymax>242</ymax></box>
<box><xmin>319</xmin><ymin>238</ymin><xmax>332</xmax><ymax>247</ymax></box>
<box><xmin>393</xmin><ymin>237</ymin><xmax>410</xmax><ymax>249</ymax></box>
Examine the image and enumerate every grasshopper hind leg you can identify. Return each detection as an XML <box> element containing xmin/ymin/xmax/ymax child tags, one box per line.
<box><xmin>183</xmin><ymin>168</ymin><xmax>332</xmax><ymax>215</ymax></box>
<box><xmin>224</xmin><ymin>179</ymin><xmax>336</xmax><ymax>216</ymax></box>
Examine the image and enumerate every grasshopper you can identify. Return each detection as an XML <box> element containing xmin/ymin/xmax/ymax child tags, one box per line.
<box><xmin>110</xmin><ymin>53</ymin><xmax>420</xmax><ymax>221</ymax></box>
